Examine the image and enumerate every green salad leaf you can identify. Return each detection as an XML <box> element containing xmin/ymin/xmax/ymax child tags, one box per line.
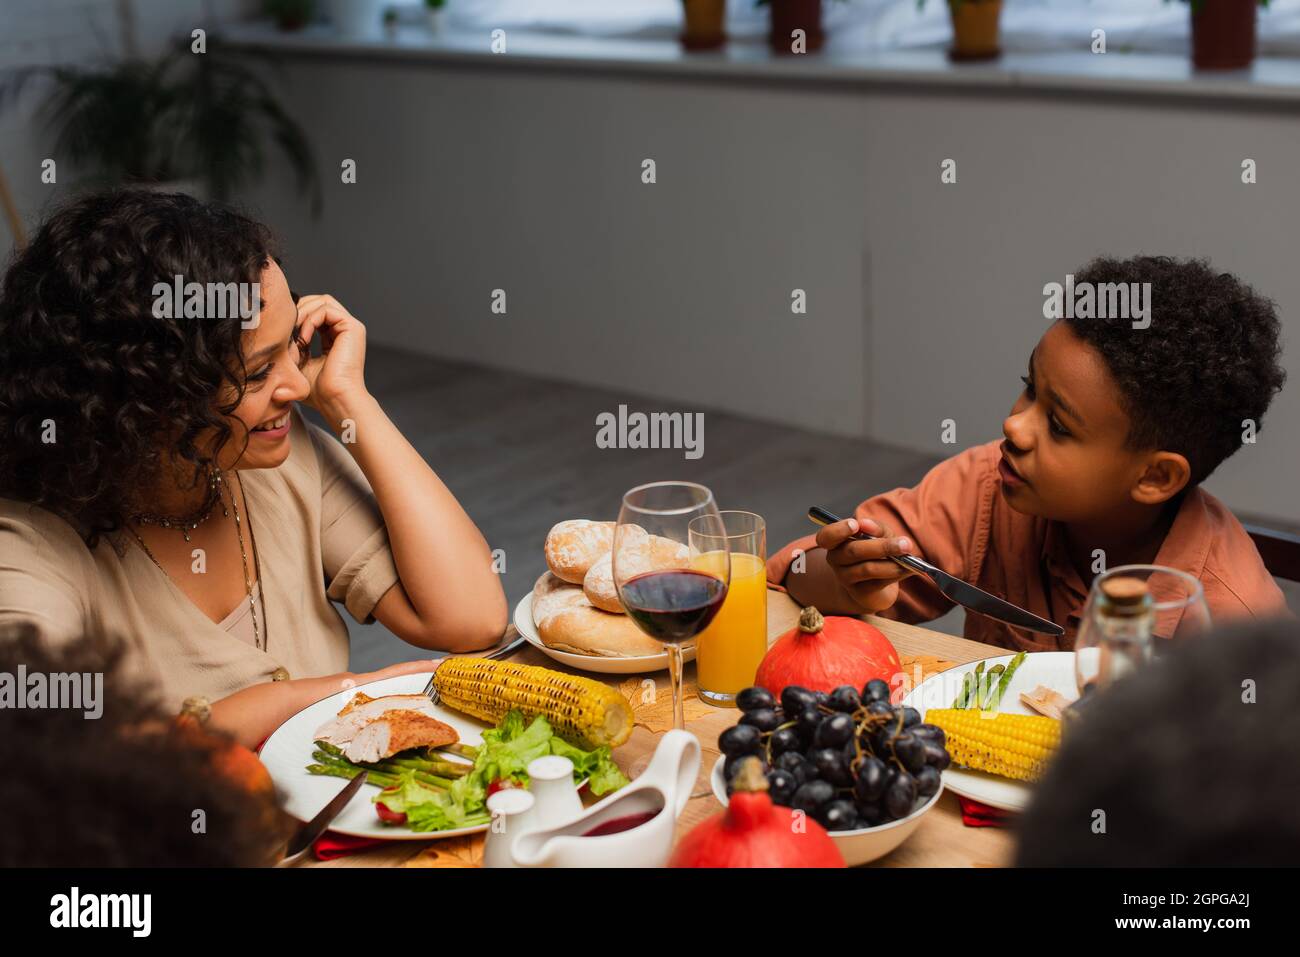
<box><xmin>547</xmin><ymin>736</ymin><xmax>628</xmax><ymax>796</ymax></box>
<box><xmin>369</xmin><ymin>709</ymin><xmax>629</xmax><ymax>830</ymax></box>
<box><xmin>373</xmin><ymin>772</ymin><xmax>487</xmax><ymax>832</ymax></box>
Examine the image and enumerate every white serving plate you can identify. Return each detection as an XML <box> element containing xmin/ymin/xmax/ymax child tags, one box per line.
<box><xmin>261</xmin><ymin>673</ymin><xmax>490</xmax><ymax>841</ymax></box>
<box><xmin>901</xmin><ymin>651</ymin><xmax>1076</xmax><ymax>813</ymax></box>
<box><xmin>709</xmin><ymin>756</ymin><xmax>942</xmax><ymax>867</ymax></box>
<box><xmin>513</xmin><ymin>591</ymin><xmax>695</xmax><ymax>675</ymax></box>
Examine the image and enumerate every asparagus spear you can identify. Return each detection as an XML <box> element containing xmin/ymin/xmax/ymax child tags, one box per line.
<box><xmin>435</xmin><ymin>743</ymin><xmax>478</xmax><ymax>761</ymax></box>
<box><xmin>953</xmin><ymin>671</ymin><xmax>974</xmax><ymax>709</ymax></box>
<box><xmin>962</xmin><ymin>662</ymin><xmax>986</xmax><ymax>709</ymax></box>
<box><xmin>979</xmin><ymin>664</ymin><xmax>1006</xmax><ymax>710</ymax></box>
<box><xmin>316</xmin><ymin>739</ymin><xmax>452</xmax><ymax>775</ymax></box>
<box><xmin>306</xmin><ymin>763</ymin><xmax>399</xmax><ymax>789</ymax></box>
<box><xmin>313</xmin><ymin>749</ymin><xmax>455</xmax><ymax>790</ymax></box>
<box><xmin>384</xmin><ymin>755</ymin><xmax>470</xmax><ymax>778</ymax></box>
<box><xmin>986</xmin><ymin>652</ymin><xmax>1026</xmax><ymax>711</ymax></box>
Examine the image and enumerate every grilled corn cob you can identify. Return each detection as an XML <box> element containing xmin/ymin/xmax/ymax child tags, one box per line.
<box><xmin>926</xmin><ymin>708</ymin><xmax>1060</xmax><ymax>782</ymax></box>
<box><xmin>432</xmin><ymin>658</ymin><xmax>632</xmax><ymax>749</ymax></box>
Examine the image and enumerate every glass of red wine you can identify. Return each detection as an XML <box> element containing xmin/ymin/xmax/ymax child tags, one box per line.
<box><xmin>613</xmin><ymin>482</ymin><xmax>730</xmax><ymax>731</ymax></box>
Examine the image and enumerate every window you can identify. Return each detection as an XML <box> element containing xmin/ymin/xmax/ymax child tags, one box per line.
<box><xmin>442</xmin><ymin>0</ymin><xmax>1300</xmax><ymax>56</ymax></box>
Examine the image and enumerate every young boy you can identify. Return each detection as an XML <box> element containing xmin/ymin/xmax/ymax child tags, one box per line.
<box><xmin>769</xmin><ymin>256</ymin><xmax>1291</xmax><ymax>650</ymax></box>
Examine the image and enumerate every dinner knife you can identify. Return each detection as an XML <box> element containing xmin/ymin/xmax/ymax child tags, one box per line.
<box><xmin>281</xmin><ymin>768</ymin><xmax>369</xmax><ymax>864</ymax></box>
<box><xmin>807</xmin><ymin>506</ymin><xmax>1064</xmax><ymax>637</ymax></box>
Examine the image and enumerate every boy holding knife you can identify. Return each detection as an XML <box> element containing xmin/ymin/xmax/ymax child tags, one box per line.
<box><xmin>768</xmin><ymin>256</ymin><xmax>1291</xmax><ymax>651</ymax></box>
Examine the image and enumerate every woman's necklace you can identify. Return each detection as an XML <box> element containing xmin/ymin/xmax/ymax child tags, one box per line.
<box><xmin>132</xmin><ymin>468</ymin><xmax>227</xmax><ymax>542</ymax></box>
<box><xmin>129</xmin><ymin>473</ymin><xmax>266</xmax><ymax>652</ymax></box>
<box><xmin>227</xmin><ymin>475</ymin><xmax>263</xmax><ymax>651</ymax></box>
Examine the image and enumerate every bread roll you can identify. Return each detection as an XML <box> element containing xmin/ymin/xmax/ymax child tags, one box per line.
<box><xmin>532</xmin><ymin>572</ymin><xmax>664</xmax><ymax>657</ymax></box>
<box><xmin>583</xmin><ymin>535</ymin><xmax>691</xmax><ymax>613</ymax></box>
<box><xmin>544</xmin><ymin>520</ymin><xmax>617</xmax><ymax>584</ymax></box>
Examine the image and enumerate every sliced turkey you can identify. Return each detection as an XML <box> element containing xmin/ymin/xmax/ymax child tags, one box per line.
<box><xmin>314</xmin><ymin>692</ymin><xmax>459</xmax><ymax>764</ymax></box>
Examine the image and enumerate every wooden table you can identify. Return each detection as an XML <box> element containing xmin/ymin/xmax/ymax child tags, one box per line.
<box><xmin>303</xmin><ymin>591</ymin><xmax>1015</xmax><ymax>868</ymax></box>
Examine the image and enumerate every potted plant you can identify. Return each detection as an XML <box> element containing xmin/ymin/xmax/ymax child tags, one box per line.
<box><xmin>759</xmin><ymin>0</ymin><xmax>827</xmax><ymax>55</ymax></box>
<box><xmin>1178</xmin><ymin>0</ymin><xmax>1269</xmax><ymax>70</ymax></box>
<box><xmin>681</xmin><ymin>0</ymin><xmax>726</xmax><ymax>50</ymax></box>
<box><xmin>426</xmin><ymin>0</ymin><xmax>448</xmax><ymax>35</ymax></box>
<box><xmin>920</xmin><ymin>0</ymin><xmax>1004</xmax><ymax>61</ymax></box>
<box><xmin>0</xmin><ymin>35</ymin><xmax>321</xmax><ymax>212</ymax></box>
<box><xmin>265</xmin><ymin>0</ymin><xmax>315</xmax><ymax>32</ymax></box>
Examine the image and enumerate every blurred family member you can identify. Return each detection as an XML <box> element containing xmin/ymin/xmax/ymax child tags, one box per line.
<box><xmin>1015</xmin><ymin>617</ymin><xmax>1300</xmax><ymax>866</ymax></box>
<box><xmin>768</xmin><ymin>257</ymin><xmax>1289</xmax><ymax>650</ymax></box>
<box><xmin>0</xmin><ymin>190</ymin><xmax>507</xmax><ymax>746</ymax></box>
<box><xmin>0</xmin><ymin>622</ymin><xmax>292</xmax><ymax>866</ymax></box>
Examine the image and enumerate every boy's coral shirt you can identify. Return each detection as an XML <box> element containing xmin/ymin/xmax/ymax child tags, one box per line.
<box><xmin>767</xmin><ymin>441</ymin><xmax>1291</xmax><ymax>651</ymax></box>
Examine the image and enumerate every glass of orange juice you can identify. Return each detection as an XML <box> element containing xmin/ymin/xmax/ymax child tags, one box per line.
<box><xmin>689</xmin><ymin>511</ymin><xmax>767</xmax><ymax>707</ymax></box>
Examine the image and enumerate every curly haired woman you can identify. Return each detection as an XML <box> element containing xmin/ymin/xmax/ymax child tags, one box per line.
<box><xmin>0</xmin><ymin>190</ymin><xmax>507</xmax><ymax>746</ymax></box>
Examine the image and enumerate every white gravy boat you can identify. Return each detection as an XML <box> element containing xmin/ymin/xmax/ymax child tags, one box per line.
<box><xmin>510</xmin><ymin>729</ymin><xmax>701</xmax><ymax>868</ymax></box>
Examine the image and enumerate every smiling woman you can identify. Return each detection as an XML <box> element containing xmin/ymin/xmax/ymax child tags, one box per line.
<box><xmin>0</xmin><ymin>190</ymin><xmax>507</xmax><ymax>747</ymax></box>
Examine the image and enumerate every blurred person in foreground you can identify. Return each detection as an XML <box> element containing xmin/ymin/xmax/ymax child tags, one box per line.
<box><xmin>0</xmin><ymin>622</ymin><xmax>291</xmax><ymax>867</ymax></box>
<box><xmin>1016</xmin><ymin>616</ymin><xmax>1300</xmax><ymax>866</ymax></box>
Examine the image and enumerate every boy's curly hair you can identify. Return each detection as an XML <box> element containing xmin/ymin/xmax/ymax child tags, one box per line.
<box><xmin>1066</xmin><ymin>256</ymin><xmax>1285</xmax><ymax>486</ymax></box>
<box><xmin>0</xmin><ymin>623</ymin><xmax>291</xmax><ymax>867</ymax></box>
<box><xmin>0</xmin><ymin>189</ymin><xmax>277</xmax><ymax>548</ymax></box>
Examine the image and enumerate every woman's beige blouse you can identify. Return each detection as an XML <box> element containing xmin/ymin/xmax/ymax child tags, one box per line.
<box><xmin>0</xmin><ymin>407</ymin><xmax>400</xmax><ymax>712</ymax></box>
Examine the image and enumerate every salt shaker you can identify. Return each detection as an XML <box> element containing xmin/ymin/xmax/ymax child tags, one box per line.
<box><xmin>482</xmin><ymin>788</ymin><xmax>537</xmax><ymax>869</ymax></box>
<box><xmin>526</xmin><ymin>755</ymin><xmax>583</xmax><ymax>830</ymax></box>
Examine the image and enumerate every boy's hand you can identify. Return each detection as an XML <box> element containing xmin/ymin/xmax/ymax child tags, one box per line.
<box><xmin>815</xmin><ymin>515</ymin><xmax>918</xmax><ymax>614</ymax></box>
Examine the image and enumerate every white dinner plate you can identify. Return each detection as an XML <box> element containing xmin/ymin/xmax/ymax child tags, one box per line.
<box><xmin>513</xmin><ymin>590</ymin><xmax>695</xmax><ymax>675</ymax></box>
<box><xmin>260</xmin><ymin>673</ymin><xmax>491</xmax><ymax>840</ymax></box>
<box><xmin>901</xmin><ymin>651</ymin><xmax>1075</xmax><ymax>812</ymax></box>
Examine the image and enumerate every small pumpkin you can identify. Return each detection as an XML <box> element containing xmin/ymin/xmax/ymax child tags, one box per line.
<box><xmin>669</xmin><ymin>757</ymin><xmax>844</xmax><ymax>868</ymax></box>
<box><xmin>755</xmin><ymin>606</ymin><xmax>901</xmax><ymax>700</ymax></box>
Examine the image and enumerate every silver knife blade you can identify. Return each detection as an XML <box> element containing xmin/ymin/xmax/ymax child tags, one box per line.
<box><xmin>285</xmin><ymin>768</ymin><xmax>368</xmax><ymax>859</ymax></box>
<box><xmin>807</xmin><ymin>506</ymin><xmax>1064</xmax><ymax>637</ymax></box>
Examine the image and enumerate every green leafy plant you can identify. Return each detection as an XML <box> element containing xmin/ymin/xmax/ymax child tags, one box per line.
<box><xmin>425</xmin><ymin>0</ymin><xmax>447</xmax><ymax>9</ymax></box>
<box><xmin>0</xmin><ymin>35</ymin><xmax>321</xmax><ymax>213</ymax></box>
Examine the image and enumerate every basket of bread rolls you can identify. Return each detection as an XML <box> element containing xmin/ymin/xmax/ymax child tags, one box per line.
<box><xmin>514</xmin><ymin>519</ymin><xmax>698</xmax><ymax>674</ymax></box>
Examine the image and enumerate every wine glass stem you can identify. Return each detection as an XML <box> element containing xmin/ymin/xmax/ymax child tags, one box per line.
<box><xmin>668</xmin><ymin>642</ymin><xmax>685</xmax><ymax>731</ymax></box>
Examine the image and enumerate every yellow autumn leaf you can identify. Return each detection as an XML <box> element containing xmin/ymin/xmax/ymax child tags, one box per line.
<box><xmin>618</xmin><ymin>675</ymin><xmax>714</xmax><ymax>734</ymax></box>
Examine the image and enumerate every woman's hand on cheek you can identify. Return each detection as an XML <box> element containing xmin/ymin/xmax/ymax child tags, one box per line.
<box><xmin>295</xmin><ymin>294</ymin><xmax>370</xmax><ymax>423</ymax></box>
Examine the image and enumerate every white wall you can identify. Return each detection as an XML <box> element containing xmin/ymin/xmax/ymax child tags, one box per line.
<box><xmin>4</xmin><ymin>18</ymin><xmax>1297</xmax><ymax>523</ymax></box>
<box><xmin>0</xmin><ymin>0</ymin><xmax>255</xmax><ymax>257</ymax></box>
<box><xmin>242</xmin><ymin>55</ymin><xmax>1300</xmax><ymax>522</ymax></box>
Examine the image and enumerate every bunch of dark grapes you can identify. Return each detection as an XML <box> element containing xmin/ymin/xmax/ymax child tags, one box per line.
<box><xmin>719</xmin><ymin>680</ymin><xmax>951</xmax><ymax>832</ymax></box>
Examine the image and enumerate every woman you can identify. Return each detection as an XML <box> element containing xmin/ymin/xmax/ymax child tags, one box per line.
<box><xmin>0</xmin><ymin>190</ymin><xmax>507</xmax><ymax>746</ymax></box>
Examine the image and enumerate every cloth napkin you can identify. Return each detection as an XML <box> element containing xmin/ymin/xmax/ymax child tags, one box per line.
<box><xmin>311</xmin><ymin>831</ymin><xmax>389</xmax><ymax>860</ymax></box>
<box><xmin>957</xmin><ymin>795</ymin><xmax>1016</xmax><ymax>827</ymax></box>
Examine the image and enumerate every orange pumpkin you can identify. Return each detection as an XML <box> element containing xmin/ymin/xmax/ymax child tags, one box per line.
<box><xmin>755</xmin><ymin>606</ymin><xmax>901</xmax><ymax>699</ymax></box>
